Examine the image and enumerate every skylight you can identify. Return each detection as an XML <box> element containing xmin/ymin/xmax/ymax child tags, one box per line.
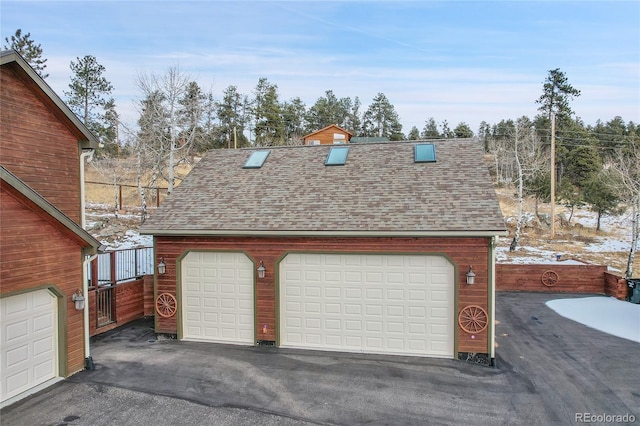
<box><xmin>414</xmin><ymin>143</ymin><xmax>436</xmax><ymax>163</ymax></box>
<box><xmin>243</xmin><ymin>150</ymin><xmax>270</xmax><ymax>168</ymax></box>
<box><xmin>325</xmin><ymin>146</ymin><xmax>349</xmax><ymax>166</ymax></box>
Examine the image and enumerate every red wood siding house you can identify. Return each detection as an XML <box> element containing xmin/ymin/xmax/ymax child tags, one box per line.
<box><xmin>0</xmin><ymin>50</ymin><xmax>102</xmax><ymax>406</ymax></box>
<box><xmin>142</xmin><ymin>140</ymin><xmax>507</xmax><ymax>364</ymax></box>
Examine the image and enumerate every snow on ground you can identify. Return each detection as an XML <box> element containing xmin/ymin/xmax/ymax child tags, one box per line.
<box><xmin>86</xmin><ymin>205</ymin><xmax>152</xmax><ymax>250</ymax></box>
<box><xmin>107</xmin><ymin>231</ymin><xmax>153</xmax><ymax>250</ymax></box>
<box><xmin>499</xmin><ymin>204</ymin><xmax>637</xmax><ymax>271</ymax></box>
<box><xmin>496</xmin><ymin>242</ymin><xmax>572</xmax><ymax>264</ymax></box>
<box><xmin>546</xmin><ymin>296</ymin><xmax>640</xmax><ymax>343</ymax></box>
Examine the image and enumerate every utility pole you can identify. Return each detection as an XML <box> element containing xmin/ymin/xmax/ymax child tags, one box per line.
<box><xmin>550</xmin><ymin>114</ymin><xmax>556</xmax><ymax>239</ymax></box>
<box><xmin>234</xmin><ymin>126</ymin><xmax>237</xmax><ymax>149</ymax></box>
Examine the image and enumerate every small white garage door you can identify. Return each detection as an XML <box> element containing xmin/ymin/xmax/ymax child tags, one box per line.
<box><xmin>181</xmin><ymin>251</ymin><xmax>254</xmax><ymax>344</ymax></box>
<box><xmin>280</xmin><ymin>253</ymin><xmax>454</xmax><ymax>357</ymax></box>
<box><xmin>1</xmin><ymin>289</ymin><xmax>58</xmax><ymax>404</ymax></box>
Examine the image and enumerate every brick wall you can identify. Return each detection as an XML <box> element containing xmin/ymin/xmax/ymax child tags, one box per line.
<box><xmin>604</xmin><ymin>272</ymin><xmax>628</xmax><ymax>300</ymax></box>
<box><xmin>155</xmin><ymin>235</ymin><xmax>494</xmax><ymax>355</ymax></box>
<box><xmin>496</xmin><ymin>263</ymin><xmax>608</xmax><ymax>295</ymax></box>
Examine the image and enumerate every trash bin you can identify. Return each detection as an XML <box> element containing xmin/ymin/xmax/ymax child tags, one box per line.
<box><xmin>627</xmin><ymin>279</ymin><xmax>640</xmax><ymax>304</ymax></box>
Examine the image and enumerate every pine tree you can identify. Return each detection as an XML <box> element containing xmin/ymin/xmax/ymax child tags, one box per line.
<box><xmin>305</xmin><ymin>90</ymin><xmax>351</xmax><ymax>132</ymax></box>
<box><xmin>282</xmin><ymin>97</ymin><xmax>307</xmax><ymax>144</ymax></box>
<box><xmin>252</xmin><ymin>78</ymin><xmax>284</xmax><ymax>146</ymax></box>
<box><xmin>178</xmin><ymin>81</ymin><xmax>207</xmax><ymax>154</ymax></box>
<box><xmin>453</xmin><ymin>122</ymin><xmax>474</xmax><ymax>138</ymax></box>
<box><xmin>421</xmin><ymin>118</ymin><xmax>440</xmax><ymax>139</ymax></box>
<box><xmin>362</xmin><ymin>93</ymin><xmax>403</xmax><ymax>140</ymax></box>
<box><xmin>65</xmin><ymin>55</ymin><xmax>114</xmax><ymax>134</ymax></box>
<box><xmin>535</xmin><ymin>68</ymin><xmax>581</xmax><ymax>126</ymax></box>
<box><xmin>407</xmin><ymin>126</ymin><xmax>420</xmax><ymax>140</ymax></box>
<box><xmin>584</xmin><ymin>172</ymin><xmax>622</xmax><ymax>231</ymax></box>
<box><xmin>217</xmin><ymin>85</ymin><xmax>249</xmax><ymax>149</ymax></box>
<box><xmin>3</xmin><ymin>29</ymin><xmax>48</xmax><ymax>78</ymax></box>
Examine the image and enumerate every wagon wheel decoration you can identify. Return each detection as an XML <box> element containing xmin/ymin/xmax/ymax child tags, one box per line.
<box><xmin>541</xmin><ymin>270</ymin><xmax>559</xmax><ymax>287</ymax></box>
<box><xmin>155</xmin><ymin>293</ymin><xmax>177</xmax><ymax>318</ymax></box>
<box><xmin>458</xmin><ymin>305</ymin><xmax>488</xmax><ymax>334</ymax></box>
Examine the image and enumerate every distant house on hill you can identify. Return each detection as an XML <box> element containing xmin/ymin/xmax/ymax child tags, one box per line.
<box><xmin>303</xmin><ymin>124</ymin><xmax>353</xmax><ymax>145</ymax></box>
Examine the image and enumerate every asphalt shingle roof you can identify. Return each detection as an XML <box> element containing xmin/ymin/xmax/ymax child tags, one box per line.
<box><xmin>141</xmin><ymin>140</ymin><xmax>506</xmax><ymax>236</ymax></box>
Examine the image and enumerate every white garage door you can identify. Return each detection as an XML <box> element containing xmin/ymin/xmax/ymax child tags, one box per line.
<box><xmin>1</xmin><ymin>289</ymin><xmax>58</xmax><ymax>404</ymax></box>
<box><xmin>280</xmin><ymin>253</ymin><xmax>454</xmax><ymax>357</ymax></box>
<box><xmin>181</xmin><ymin>251</ymin><xmax>254</xmax><ymax>344</ymax></box>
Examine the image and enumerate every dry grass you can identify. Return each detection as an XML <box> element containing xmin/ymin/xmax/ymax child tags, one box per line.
<box><xmin>85</xmin><ymin>159</ymin><xmax>192</xmax><ymax>210</ymax></box>
<box><xmin>497</xmin><ymin>186</ymin><xmax>637</xmax><ymax>276</ymax></box>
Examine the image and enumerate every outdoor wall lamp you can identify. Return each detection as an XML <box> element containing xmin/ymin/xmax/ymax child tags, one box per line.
<box><xmin>466</xmin><ymin>266</ymin><xmax>476</xmax><ymax>285</ymax></box>
<box><xmin>72</xmin><ymin>289</ymin><xmax>85</xmax><ymax>310</ymax></box>
<box><xmin>257</xmin><ymin>261</ymin><xmax>266</xmax><ymax>279</ymax></box>
<box><xmin>157</xmin><ymin>257</ymin><xmax>166</xmax><ymax>275</ymax></box>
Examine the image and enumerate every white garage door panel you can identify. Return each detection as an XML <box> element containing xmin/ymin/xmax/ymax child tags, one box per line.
<box><xmin>280</xmin><ymin>254</ymin><xmax>454</xmax><ymax>357</ymax></box>
<box><xmin>1</xmin><ymin>290</ymin><xmax>58</xmax><ymax>403</ymax></box>
<box><xmin>182</xmin><ymin>252</ymin><xmax>254</xmax><ymax>344</ymax></box>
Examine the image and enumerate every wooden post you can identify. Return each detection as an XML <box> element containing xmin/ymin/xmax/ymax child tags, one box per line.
<box><xmin>90</xmin><ymin>256</ymin><xmax>99</xmax><ymax>288</ymax></box>
<box><xmin>110</xmin><ymin>251</ymin><xmax>117</xmax><ymax>285</ymax></box>
<box><xmin>550</xmin><ymin>114</ymin><xmax>556</xmax><ymax>239</ymax></box>
<box><xmin>118</xmin><ymin>185</ymin><xmax>123</xmax><ymax>212</ymax></box>
<box><xmin>156</xmin><ymin>188</ymin><xmax>160</xmax><ymax>207</ymax></box>
<box><xmin>109</xmin><ymin>251</ymin><xmax>117</xmax><ymax>320</ymax></box>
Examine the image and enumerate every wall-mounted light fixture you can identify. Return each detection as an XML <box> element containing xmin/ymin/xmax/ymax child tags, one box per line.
<box><xmin>466</xmin><ymin>266</ymin><xmax>476</xmax><ymax>285</ymax></box>
<box><xmin>257</xmin><ymin>261</ymin><xmax>266</xmax><ymax>279</ymax></box>
<box><xmin>157</xmin><ymin>257</ymin><xmax>166</xmax><ymax>275</ymax></box>
<box><xmin>72</xmin><ymin>289</ymin><xmax>85</xmax><ymax>310</ymax></box>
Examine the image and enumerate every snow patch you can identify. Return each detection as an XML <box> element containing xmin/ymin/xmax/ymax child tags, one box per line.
<box><xmin>546</xmin><ymin>297</ymin><xmax>640</xmax><ymax>343</ymax></box>
<box><xmin>499</xmin><ymin>205</ymin><xmax>636</xmax><ymax>268</ymax></box>
<box><xmin>103</xmin><ymin>231</ymin><xmax>152</xmax><ymax>250</ymax></box>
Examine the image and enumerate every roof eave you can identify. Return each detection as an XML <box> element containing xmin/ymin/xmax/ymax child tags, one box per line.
<box><xmin>1</xmin><ymin>166</ymin><xmax>103</xmax><ymax>252</ymax></box>
<box><xmin>141</xmin><ymin>229</ymin><xmax>509</xmax><ymax>238</ymax></box>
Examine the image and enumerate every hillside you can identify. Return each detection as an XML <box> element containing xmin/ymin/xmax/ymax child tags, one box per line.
<box><xmin>84</xmin><ymin>162</ymin><xmax>638</xmax><ymax>277</ymax></box>
<box><xmin>496</xmin><ymin>187</ymin><xmax>636</xmax><ymax>276</ymax></box>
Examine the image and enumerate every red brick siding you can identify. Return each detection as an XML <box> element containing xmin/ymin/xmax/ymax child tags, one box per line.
<box><xmin>604</xmin><ymin>272</ymin><xmax>628</xmax><ymax>300</ymax></box>
<box><xmin>154</xmin><ymin>235</ymin><xmax>493</xmax><ymax>355</ymax></box>
<box><xmin>1</xmin><ymin>187</ymin><xmax>86</xmax><ymax>376</ymax></box>
<box><xmin>0</xmin><ymin>66</ymin><xmax>81</xmax><ymax>222</ymax></box>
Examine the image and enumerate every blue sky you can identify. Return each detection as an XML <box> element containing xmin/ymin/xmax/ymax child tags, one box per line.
<box><xmin>2</xmin><ymin>1</ymin><xmax>639</xmax><ymax>134</ymax></box>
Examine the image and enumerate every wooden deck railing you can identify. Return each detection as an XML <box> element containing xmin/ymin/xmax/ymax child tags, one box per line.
<box><xmin>90</xmin><ymin>247</ymin><xmax>154</xmax><ymax>286</ymax></box>
<box><xmin>88</xmin><ymin>247</ymin><xmax>154</xmax><ymax>332</ymax></box>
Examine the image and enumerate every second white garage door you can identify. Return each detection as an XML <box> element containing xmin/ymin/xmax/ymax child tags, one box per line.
<box><xmin>280</xmin><ymin>253</ymin><xmax>454</xmax><ymax>357</ymax></box>
<box><xmin>181</xmin><ymin>251</ymin><xmax>254</xmax><ymax>344</ymax></box>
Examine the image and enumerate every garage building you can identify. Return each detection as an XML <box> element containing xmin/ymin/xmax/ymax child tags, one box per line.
<box><xmin>141</xmin><ymin>140</ymin><xmax>506</xmax><ymax>363</ymax></box>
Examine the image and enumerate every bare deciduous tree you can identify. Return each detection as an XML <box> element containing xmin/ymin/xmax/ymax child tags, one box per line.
<box><xmin>510</xmin><ymin>118</ymin><xmax>549</xmax><ymax>251</ymax></box>
<box><xmin>136</xmin><ymin>66</ymin><xmax>203</xmax><ymax>196</ymax></box>
<box><xmin>610</xmin><ymin>142</ymin><xmax>640</xmax><ymax>278</ymax></box>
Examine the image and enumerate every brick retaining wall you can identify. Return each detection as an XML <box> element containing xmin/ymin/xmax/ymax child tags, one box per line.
<box><xmin>496</xmin><ymin>262</ymin><xmax>627</xmax><ymax>300</ymax></box>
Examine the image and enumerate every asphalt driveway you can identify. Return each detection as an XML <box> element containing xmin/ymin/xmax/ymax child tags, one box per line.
<box><xmin>2</xmin><ymin>292</ymin><xmax>638</xmax><ymax>425</ymax></box>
